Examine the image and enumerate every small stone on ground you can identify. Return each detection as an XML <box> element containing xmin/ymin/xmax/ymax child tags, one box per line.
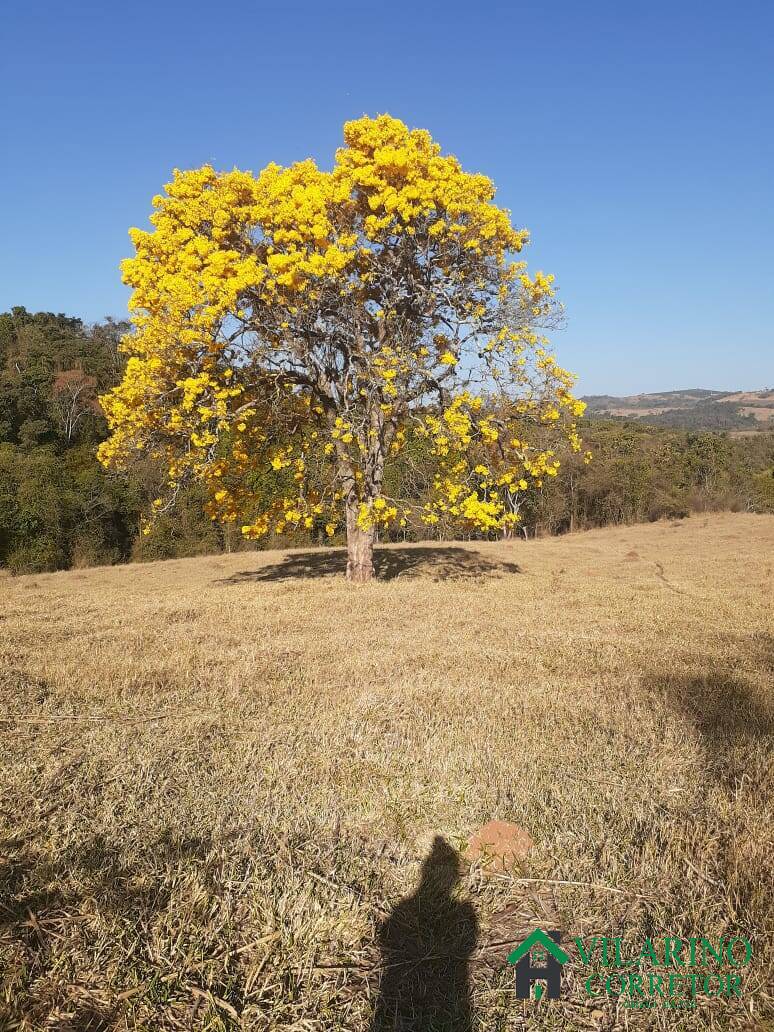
<box><xmin>465</xmin><ymin>820</ymin><xmax>534</xmax><ymax>873</ymax></box>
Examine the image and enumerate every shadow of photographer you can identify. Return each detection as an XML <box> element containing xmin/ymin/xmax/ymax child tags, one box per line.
<box><xmin>372</xmin><ymin>836</ymin><xmax>477</xmax><ymax>1031</ymax></box>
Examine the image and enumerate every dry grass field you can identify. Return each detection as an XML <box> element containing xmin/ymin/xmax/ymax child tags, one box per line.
<box><xmin>1</xmin><ymin>513</ymin><xmax>772</xmax><ymax>1031</ymax></box>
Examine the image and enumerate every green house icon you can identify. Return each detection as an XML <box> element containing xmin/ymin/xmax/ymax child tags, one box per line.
<box><xmin>508</xmin><ymin>929</ymin><xmax>570</xmax><ymax>1001</ymax></box>
<box><xmin>508</xmin><ymin>928</ymin><xmax>570</xmax><ymax>966</ymax></box>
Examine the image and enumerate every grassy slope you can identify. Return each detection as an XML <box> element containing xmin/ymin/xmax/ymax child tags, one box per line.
<box><xmin>1</xmin><ymin>513</ymin><xmax>772</xmax><ymax>1031</ymax></box>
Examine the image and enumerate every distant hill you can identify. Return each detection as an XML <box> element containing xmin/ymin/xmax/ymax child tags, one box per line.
<box><xmin>581</xmin><ymin>388</ymin><xmax>774</xmax><ymax>431</ymax></box>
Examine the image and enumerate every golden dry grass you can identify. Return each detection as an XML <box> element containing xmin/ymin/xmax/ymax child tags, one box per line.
<box><xmin>1</xmin><ymin>512</ymin><xmax>772</xmax><ymax>1031</ymax></box>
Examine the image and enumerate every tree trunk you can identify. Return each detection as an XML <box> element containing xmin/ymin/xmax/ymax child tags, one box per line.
<box><xmin>346</xmin><ymin>501</ymin><xmax>375</xmax><ymax>583</ymax></box>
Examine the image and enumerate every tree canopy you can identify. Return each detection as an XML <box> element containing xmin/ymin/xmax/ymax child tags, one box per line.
<box><xmin>99</xmin><ymin>115</ymin><xmax>589</xmax><ymax>579</ymax></box>
<box><xmin>1</xmin><ymin>303</ymin><xmax>772</xmax><ymax>575</ymax></box>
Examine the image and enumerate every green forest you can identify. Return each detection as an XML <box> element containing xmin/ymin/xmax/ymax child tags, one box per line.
<box><xmin>2</xmin><ymin>305</ymin><xmax>773</xmax><ymax>574</ymax></box>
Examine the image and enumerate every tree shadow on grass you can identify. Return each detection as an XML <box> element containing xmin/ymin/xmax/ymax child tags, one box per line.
<box><xmin>218</xmin><ymin>546</ymin><xmax>521</xmax><ymax>584</ymax></box>
<box><xmin>644</xmin><ymin>633</ymin><xmax>773</xmax><ymax>789</ymax></box>
<box><xmin>0</xmin><ymin>831</ymin><xmax>188</xmax><ymax>933</ymax></box>
<box><xmin>640</xmin><ymin>635</ymin><xmax>773</xmax><ymax>932</ymax></box>
<box><xmin>372</xmin><ymin>836</ymin><xmax>477</xmax><ymax>1032</ymax></box>
<box><xmin>0</xmin><ymin>830</ymin><xmax>230</xmax><ymax>1030</ymax></box>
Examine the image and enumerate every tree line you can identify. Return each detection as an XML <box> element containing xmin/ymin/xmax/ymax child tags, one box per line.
<box><xmin>1</xmin><ymin>305</ymin><xmax>772</xmax><ymax>574</ymax></box>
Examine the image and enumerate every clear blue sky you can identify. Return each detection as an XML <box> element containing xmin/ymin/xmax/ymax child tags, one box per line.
<box><xmin>2</xmin><ymin>0</ymin><xmax>772</xmax><ymax>394</ymax></box>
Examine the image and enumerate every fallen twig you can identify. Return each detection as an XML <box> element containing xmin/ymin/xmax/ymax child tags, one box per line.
<box><xmin>485</xmin><ymin>875</ymin><xmax>643</xmax><ymax>895</ymax></box>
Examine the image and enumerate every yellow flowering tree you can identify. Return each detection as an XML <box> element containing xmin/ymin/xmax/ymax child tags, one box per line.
<box><xmin>99</xmin><ymin>115</ymin><xmax>586</xmax><ymax>581</ymax></box>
